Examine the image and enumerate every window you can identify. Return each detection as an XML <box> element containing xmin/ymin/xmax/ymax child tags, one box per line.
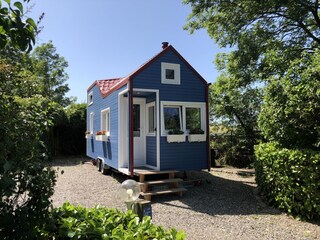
<box><xmin>89</xmin><ymin>112</ymin><xmax>94</xmax><ymax>133</ymax></box>
<box><xmin>101</xmin><ymin>108</ymin><xmax>110</xmax><ymax>135</ymax></box>
<box><xmin>161</xmin><ymin>62</ymin><xmax>180</xmax><ymax>85</ymax></box>
<box><xmin>147</xmin><ymin>102</ymin><xmax>156</xmax><ymax>135</ymax></box>
<box><xmin>133</xmin><ymin>104</ymin><xmax>140</xmax><ymax>137</ymax></box>
<box><xmin>88</xmin><ymin>92</ymin><xmax>93</xmax><ymax>105</ymax></box>
<box><xmin>163</xmin><ymin>106</ymin><xmax>182</xmax><ymax>131</ymax></box>
<box><xmin>186</xmin><ymin>107</ymin><xmax>201</xmax><ymax>130</ymax></box>
<box><xmin>161</xmin><ymin>101</ymin><xmax>206</xmax><ymax>136</ymax></box>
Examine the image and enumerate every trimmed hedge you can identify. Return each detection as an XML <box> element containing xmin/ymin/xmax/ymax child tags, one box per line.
<box><xmin>255</xmin><ymin>142</ymin><xmax>320</xmax><ymax>220</ymax></box>
<box><xmin>38</xmin><ymin>202</ymin><xmax>186</xmax><ymax>239</ymax></box>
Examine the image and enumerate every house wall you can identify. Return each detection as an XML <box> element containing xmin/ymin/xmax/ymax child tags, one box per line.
<box><xmin>86</xmin><ymin>84</ymin><xmax>128</xmax><ymax>169</ymax></box>
<box><xmin>133</xmin><ymin>49</ymin><xmax>207</xmax><ymax>171</ymax></box>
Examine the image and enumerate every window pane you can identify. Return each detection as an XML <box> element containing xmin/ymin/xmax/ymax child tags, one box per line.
<box><xmin>148</xmin><ymin>106</ymin><xmax>154</xmax><ymax>133</ymax></box>
<box><xmin>165</xmin><ymin>69</ymin><xmax>175</xmax><ymax>79</ymax></box>
<box><xmin>164</xmin><ymin>107</ymin><xmax>181</xmax><ymax>130</ymax></box>
<box><xmin>133</xmin><ymin>104</ymin><xmax>140</xmax><ymax>137</ymax></box>
<box><xmin>186</xmin><ymin>107</ymin><xmax>201</xmax><ymax>130</ymax></box>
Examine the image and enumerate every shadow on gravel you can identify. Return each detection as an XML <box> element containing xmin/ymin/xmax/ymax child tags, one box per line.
<box><xmin>152</xmin><ymin>171</ymin><xmax>280</xmax><ymax>217</ymax></box>
<box><xmin>50</xmin><ymin>156</ymin><xmax>91</xmax><ymax>167</ymax></box>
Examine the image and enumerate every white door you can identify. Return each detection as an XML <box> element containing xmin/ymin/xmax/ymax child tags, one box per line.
<box><xmin>133</xmin><ymin>98</ymin><xmax>146</xmax><ymax>166</ymax></box>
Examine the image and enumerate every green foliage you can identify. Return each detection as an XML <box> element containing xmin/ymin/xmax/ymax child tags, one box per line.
<box><xmin>0</xmin><ymin>58</ymin><xmax>57</xmax><ymax>239</ymax></box>
<box><xmin>31</xmin><ymin>41</ymin><xmax>71</xmax><ymax>107</ymax></box>
<box><xmin>39</xmin><ymin>202</ymin><xmax>186</xmax><ymax>240</ymax></box>
<box><xmin>208</xmin><ymin>75</ymin><xmax>262</xmax><ymax>167</ymax></box>
<box><xmin>259</xmin><ymin>50</ymin><xmax>320</xmax><ymax>149</ymax></box>
<box><xmin>53</xmin><ymin>103</ymin><xmax>87</xmax><ymax>155</ymax></box>
<box><xmin>168</xmin><ymin>129</ymin><xmax>184</xmax><ymax>135</ymax></box>
<box><xmin>184</xmin><ymin>0</ymin><xmax>320</xmax><ymax>85</ymax></box>
<box><xmin>255</xmin><ymin>142</ymin><xmax>320</xmax><ymax>220</ymax></box>
<box><xmin>0</xmin><ymin>0</ymin><xmax>37</xmax><ymax>51</ymax></box>
<box><xmin>211</xmin><ymin>131</ymin><xmax>255</xmax><ymax>168</ymax></box>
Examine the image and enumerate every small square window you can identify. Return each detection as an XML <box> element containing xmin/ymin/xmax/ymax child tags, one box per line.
<box><xmin>165</xmin><ymin>69</ymin><xmax>175</xmax><ymax>79</ymax></box>
<box><xmin>161</xmin><ymin>62</ymin><xmax>180</xmax><ymax>85</ymax></box>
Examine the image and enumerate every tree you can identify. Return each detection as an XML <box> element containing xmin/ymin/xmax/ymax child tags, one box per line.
<box><xmin>31</xmin><ymin>41</ymin><xmax>71</xmax><ymax>107</ymax></box>
<box><xmin>259</xmin><ymin>50</ymin><xmax>320</xmax><ymax>149</ymax></box>
<box><xmin>0</xmin><ymin>0</ymin><xmax>37</xmax><ymax>52</ymax></box>
<box><xmin>0</xmin><ymin>57</ymin><xmax>57</xmax><ymax>239</ymax></box>
<box><xmin>0</xmin><ymin>2</ymin><xmax>58</xmax><ymax>238</ymax></box>
<box><xmin>184</xmin><ymin>0</ymin><xmax>320</xmax><ymax>86</ymax></box>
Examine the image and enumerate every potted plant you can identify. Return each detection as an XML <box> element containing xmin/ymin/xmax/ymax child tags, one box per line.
<box><xmin>167</xmin><ymin>129</ymin><xmax>185</xmax><ymax>143</ymax></box>
<box><xmin>95</xmin><ymin>130</ymin><xmax>110</xmax><ymax>141</ymax></box>
<box><xmin>85</xmin><ymin>131</ymin><xmax>92</xmax><ymax>139</ymax></box>
<box><xmin>188</xmin><ymin>128</ymin><xmax>206</xmax><ymax>142</ymax></box>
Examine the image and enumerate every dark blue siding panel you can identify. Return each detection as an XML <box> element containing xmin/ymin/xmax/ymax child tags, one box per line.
<box><xmin>133</xmin><ymin>50</ymin><xmax>205</xmax><ymax>102</ymax></box>
<box><xmin>86</xmin><ymin>84</ymin><xmax>127</xmax><ymax>169</ymax></box>
<box><xmin>146</xmin><ymin>136</ymin><xmax>156</xmax><ymax>166</ymax></box>
<box><xmin>160</xmin><ymin>138</ymin><xmax>207</xmax><ymax>171</ymax></box>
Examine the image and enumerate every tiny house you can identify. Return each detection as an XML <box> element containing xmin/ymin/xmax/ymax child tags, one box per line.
<box><xmin>86</xmin><ymin>42</ymin><xmax>210</xmax><ymax>177</ymax></box>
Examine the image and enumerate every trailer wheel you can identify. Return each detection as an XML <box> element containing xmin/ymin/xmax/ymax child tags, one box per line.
<box><xmin>98</xmin><ymin>159</ymin><xmax>102</xmax><ymax>171</ymax></box>
<box><xmin>100</xmin><ymin>161</ymin><xmax>109</xmax><ymax>175</ymax></box>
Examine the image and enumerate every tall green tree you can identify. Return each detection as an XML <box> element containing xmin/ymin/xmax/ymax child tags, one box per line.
<box><xmin>31</xmin><ymin>41</ymin><xmax>71</xmax><ymax>107</ymax></box>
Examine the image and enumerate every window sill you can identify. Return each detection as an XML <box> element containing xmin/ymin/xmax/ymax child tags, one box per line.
<box><xmin>167</xmin><ymin>135</ymin><xmax>185</xmax><ymax>143</ymax></box>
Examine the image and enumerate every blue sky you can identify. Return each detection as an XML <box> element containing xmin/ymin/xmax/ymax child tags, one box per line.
<box><xmin>28</xmin><ymin>0</ymin><xmax>225</xmax><ymax>103</ymax></box>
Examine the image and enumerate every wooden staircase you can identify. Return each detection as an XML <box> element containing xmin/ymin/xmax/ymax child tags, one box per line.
<box><xmin>136</xmin><ymin>170</ymin><xmax>187</xmax><ymax>201</ymax></box>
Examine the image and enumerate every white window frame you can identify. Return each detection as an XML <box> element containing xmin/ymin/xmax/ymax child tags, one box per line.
<box><xmin>101</xmin><ymin>107</ymin><xmax>110</xmax><ymax>136</ymax></box>
<box><xmin>146</xmin><ymin>102</ymin><xmax>156</xmax><ymax>136</ymax></box>
<box><xmin>161</xmin><ymin>101</ymin><xmax>206</xmax><ymax>136</ymax></box>
<box><xmin>161</xmin><ymin>62</ymin><xmax>180</xmax><ymax>85</ymax></box>
<box><xmin>89</xmin><ymin>112</ymin><xmax>94</xmax><ymax>134</ymax></box>
<box><xmin>88</xmin><ymin>91</ymin><xmax>93</xmax><ymax>105</ymax></box>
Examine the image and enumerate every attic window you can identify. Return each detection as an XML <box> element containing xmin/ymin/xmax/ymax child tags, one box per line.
<box><xmin>161</xmin><ymin>62</ymin><xmax>180</xmax><ymax>85</ymax></box>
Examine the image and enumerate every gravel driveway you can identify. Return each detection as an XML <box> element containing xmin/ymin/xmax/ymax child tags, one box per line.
<box><xmin>51</xmin><ymin>157</ymin><xmax>320</xmax><ymax>240</ymax></box>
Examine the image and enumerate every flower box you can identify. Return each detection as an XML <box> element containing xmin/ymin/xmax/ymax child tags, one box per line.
<box><xmin>85</xmin><ymin>134</ymin><xmax>92</xmax><ymax>139</ymax></box>
<box><xmin>167</xmin><ymin>134</ymin><xmax>185</xmax><ymax>143</ymax></box>
<box><xmin>95</xmin><ymin>135</ymin><xmax>109</xmax><ymax>141</ymax></box>
<box><xmin>188</xmin><ymin>134</ymin><xmax>206</xmax><ymax>142</ymax></box>
<box><xmin>85</xmin><ymin>131</ymin><xmax>92</xmax><ymax>139</ymax></box>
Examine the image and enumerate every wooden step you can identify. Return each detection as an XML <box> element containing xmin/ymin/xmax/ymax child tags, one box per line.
<box><xmin>141</xmin><ymin>187</ymin><xmax>187</xmax><ymax>201</ymax></box>
<box><xmin>135</xmin><ymin>170</ymin><xmax>178</xmax><ymax>182</ymax></box>
<box><xmin>135</xmin><ymin>170</ymin><xmax>178</xmax><ymax>176</ymax></box>
<box><xmin>139</xmin><ymin>178</ymin><xmax>183</xmax><ymax>192</ymax></box>
<box><xmin>140</xmin><ymin>178</ymin><xmax>183</xmax><ymax>186</ymax></box>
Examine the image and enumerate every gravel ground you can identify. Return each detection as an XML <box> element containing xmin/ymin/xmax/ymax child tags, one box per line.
<box><xmin>51</xmin><ymin>157</ymin><xmax>320</xmax><ymax>240</ymax></box>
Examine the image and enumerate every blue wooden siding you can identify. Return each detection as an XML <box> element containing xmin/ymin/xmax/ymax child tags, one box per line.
<box><xmin>133</xmin><ymin>50</ymin><xmax>205</xmax><ymax>102</ymax></box>
<box><xmin>133</xmin><ymin>48</ymin><xmax>207</xmax><ymax>171</ymax></box>
<box><xmin>86</xmin><ymin>84</ymin><xmax>128</xmax><ymax>169</ymax></box>
<box><xmin>146</xmin><ymin>136</ymin><xmax>156</xmax><ymax>166</ymax></box>
<box><xmin>160</xmin><ymin>139</ymin><xmax>207</xmax><ymax>171</ymax></box>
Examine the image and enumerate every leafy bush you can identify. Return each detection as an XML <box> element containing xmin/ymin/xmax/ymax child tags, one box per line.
<box><xmin>0</xmin><ymin>58</ymin><xmax>57</xmax><ymax>239</ymax></box>
<box><xmin>210</xmin><ymin>132</ymin><xmax>255</xmax><ymax>168</ymax></box>
<box><xmin>255</xmin><ymin>142</ymin><xmax>320</xmax><ymax>220</ymax></box>
<box><xmin>39</xmin><ymin>202</ymin><xmax>186</xmax><ymax>239</ymax></box>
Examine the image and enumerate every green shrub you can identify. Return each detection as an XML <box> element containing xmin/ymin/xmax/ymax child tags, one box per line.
<box><xmin>39</xmin><ymin>202</ymin><xmax>186</xmax><ymax>239</ymax></box>
<box><xmin>255</xmin><ymin>142</ymin><xmax>320</xmax><ymax>220</ymax></box>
